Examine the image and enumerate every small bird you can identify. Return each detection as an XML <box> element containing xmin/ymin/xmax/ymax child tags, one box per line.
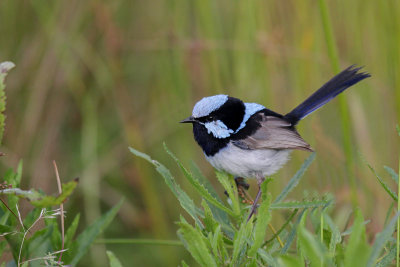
<box><xmin>181</xmin><ymin>65</ymin><xmax>370</xmax><ymax>220</ymax></box>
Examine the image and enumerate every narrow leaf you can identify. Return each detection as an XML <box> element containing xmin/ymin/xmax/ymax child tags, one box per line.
<box><xmin>177</xmin><ymin>220</ymin><xmax>217</xmax><ymax>267</ymax></box>
<box><xmin>0</xmin><ymin>61</ymin><xmax>15</xmax><ymax>144</ymax></box>
<box><xmin>298</xmin><ymin>224</ymin><xmax>330</xmax><ymax>266</ymax></box>
<box><xmin>323</xmin><ymin>213</ymin><xmax>341</xmax><ymax>256</ymax></box>
<box><xmin>129</xmin><ymin>147</ymin><xmax>203</xmax><ymax>227</ymax></box>
<box><xmin>231</xmin><ymin>221</ymin><xmax>252</xmax><ymax>266</ymax></box>
<box><xmin>107</xmin><ymin>250</ymin><xmax>123</xmax><ymax>267</ymax></box>
<box><xmin>215</xmin><ymin>171</ymin><xmax>241</xmax><ymax>217</ymax></box>
<box><xmin>344</xmin><ymin>209</ymin><xmax>370</xmax><ymax>267</ymax></box>
<box><xmin>65</xmin><ymin>213</ymin><xmax>80</xmax><ymax>248</ymax></box>
<box><xmin>274</xmin><ymin>153</ymin><xmax>315</xmax><ymax>203</ymax></box>
<box><xmin>366</xmin><ymin>162</ymin><xmax>397</xmax><ymax>201</ymax></box>
<box><xmin>164</xmin><ymin>144</ymin><xmax>234</xmax><ymax>216</ymax></box>
<box><xmin>384</xmin><ymin>166</ymin><xmax>398</xmax><ymax>184</ymax></box>
<box><xmin>367</xmin><ymin>213</ymin><xmax>400</xmax><ymax>267</ymax></box>
<box><xmin>248</xmin><ymin>191</ymin><xmax>272</xmax><ymax>257</ymax></box>
<box><xmin>271</xmin><ymin>200</ymin><xmax>329</xmax><ymax>209</ymax></box>
<box><xmin>281</xmin><ymin>209</ymin><xmax>307</xmax><ymax>254</ymax></box>
<box><xmin>64</xmin><ymin>199</ymin><xmax>123</xmax><ymax>266</ymax></box>
<box><xmin>190</xmin><ymin>162</ymin><xmax>231</xmax><ymax>227</ymax></box>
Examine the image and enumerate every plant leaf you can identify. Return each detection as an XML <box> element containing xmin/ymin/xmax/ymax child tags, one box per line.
<box><xmin>323</xmin><ymin>213</ymin><xmax>341</xmax><ymax>256</ymax></box>
<box><xmin>281</xmin><ymin>209</ymin><xmax>307</xmax><ymax>254</ymax></box>
<box><xmin>129</xmin><ymin>147</ymin><xmax>203</xmax><ymax>227</ymax></box>
<box><xmin>274</xmin><ymin>153</ymin><xmax>315</xmax><ymax>203</ymax></box>
<box><xmin>65</xmin><ymin>213</ymin><xmax>80</xmax><ymax>248</ymax></box>
<box><xmin>164</xmin><ymin>144</ymin><xmax>234</xmax><ymax>217</ymax></box>
<box><xmin>0</xmin><ymin>179</ymin><xmax>79</xmax><ymax>208</ymax></box>
<box><xmin>384</xmin><ymin>166</ymin><xmax>398</xmax><ymax>184</ymax></box>
<box><xmin>248</xmin><ymin>189</ymin><xmax>272</xmax><ymax>257</ymax></box>
<box><xmin>344</xmin><ymin>209</ymin><xmax>370</xmax><ymax>267</ymax></box>
<box><xmin>271</xmin><ymin>200</ymin><xmax>329</xmax><ymax>209</ymax></box>
<box><xmin>298</xmin><ymin>222</ymin><xmax>330</xmax><ymax>266</ymax></box>
<box><xmin>177</xmin><ymin>219</ymin><xmax>217</xmax><ymax>267</ymax></box>
<box><xmin>107</xmin><ymin>250</ymin><xmax>124</xmax><ymax>267</ymax></box>
<box><xmin>367</xmin><ymin>212</ymin><xmax>400</xmax><ymax>267</ymax></box>
<box><xmin>365</xmin><ymin>161</ymin><xmax>397</xmax><ymax>201</ymax></box>
<box><xmin>64</xmin><ymin>199</ymin><xmax>123</xmax><ymax>266</ymax></box>
<box><xmin>189</xmin><ymin>162</ymin><xmax>231</xmax><ymax>228</ymax></box>
<box><xmin>277</xmin><ymin>255</ymin><xmax>305</xmax><ymax>267</ymax></box>
<box><xmin>231</xmin><ymin>221</ymin><xmax>253</xmax><ymax>265</ymax></box>
<box><xmin>0</xmin><ymin>61</ymin><xmax>15</xmax><ymax>145</ymax></box>
<box><xmin>215</xmin><ymin>171</ymin><xmax>241</xmax><ymax>218</ymax></box>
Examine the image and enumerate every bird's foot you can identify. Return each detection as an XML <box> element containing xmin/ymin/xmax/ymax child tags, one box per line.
<box><xmin>234</xmin><ymin>177</ymin><xmax>250</xmax><ymax>190</ymax></box>
<box><xmin>234</xmin><ymin>177</ymin><xmax>253</xmax><ymax>205</ymax></box>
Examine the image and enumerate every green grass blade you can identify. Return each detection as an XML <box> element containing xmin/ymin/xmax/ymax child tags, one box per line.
<box><xmin>344</xmin><ymin>209</ymin><xmax>370</xmax><ymax>267</ymax></box>
<box><xmin>95</xmin><ymin>238</ymin><xmax>182</xmax><ymax>246</ymax></box>
<box><xmin>277</xmin><ymin>255</ymin><xmax>305</xmax><ymax>267</ymax></box>
<box><xmin>397</xmin><ymin>127</ymin><xmax>400</xmax><ymax>267</ymax></box>
<box><xmin>318</xmin><ymin>0</ymin><xmax>358</xmax><ymax>208</ymax></box>
<box><xmin>106</xmin><ymin>251</ymin><xmax>123</xmax><ymax>267</ymax></box>
<box><xmin>271</xmin><ymin>200</ymin><xmax>329</xmax><ymax>209</ymax></box>
<box><xmin>64</xmin><ymin>199</ymin><xmax>124</xmax><ymax>266</ymax></box>
<box><xmin>367</xmin><ymin>212</ymin><xmax>400</xmax><ymax>267</ymax></box>
<box><xmin>366</xmin><ymin>161</ymin><xmax>397</xmax><ymax>201</ymax></box>
<box><xmin>65</xmin><ymin>213</ymin><xmax>80</xmax><ymax>249</ymax></box>
<box><xmin>164</xmin><ymin>144</ymin><xmax>234</xmax><ymax>217</ymax></box>
<box><xmin>129</xmin><ymin>147</ymin><xmax>203</xmax><ymax>227</ymax></box>
<box><xmin>263</xmin><ymin>209</ymin><xmax>298</xmax><ymax>247</ymax></box>
<box><xmin>248</xmin><ymin>190</ymin><xmax>272</xmax><ymax>257</ymax></box>
<box><xmin>231</xmin><ymin>221</ymin><xmax>253</xmax><ymax>266</ymax></box>
<box><xmin>297</xmin><ymin>210</ymin><xmax>330</xmax><ymax>266</ymax></box>
<box><xmin>189</xmin><ymin>162</ymin><xmax>231</xmax><ymax>225</ymax></box>
<box><xmin>274</xmin><ymin>153</ymin><xmax>316</xmax><ymax>203</ymax></box>
<box><xmin>323</xmin><ymin>213</ymin><xmax>342</xmax><ymax>256</ymax></box>
<box><xmin>384</xmin><ymin>166</ymin><xmax>398</xmax><ymax>184</ymax></box>
<box><xmin>178</xmin><ymin>219</ymin><xmax>217</xmax><ymax>267</ymax></box>
<box><xmin>281</xmin><ymin>209</ymin><xmax>307</xmax><ymax>254</ymax></box>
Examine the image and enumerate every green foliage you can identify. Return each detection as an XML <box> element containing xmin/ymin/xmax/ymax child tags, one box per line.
<box><xmin>131</xmin><ymin>145</ymin><xmax>400</xmax><ymax>266</ymax></box>
<box><xmin>0</xmin><ymin>163</ymin><xmax>123</xmax><ymax>266</ymax></box>
<box><xmin>0</xmin><ymin>69</ymin><xmax>122</xmax><ymax>265</ymax></box>
<box><xmin>63</xmin><ymin>199</ymin><xmax>124</xmax><ymax>265</ymax></box>
<box><xmin>0</xmin><ymin>61</ymin><xmax>14</xmax><ymax>145</ymax></box>
<box><xmin>107</xmin><ymin>250</ymin><xmax>124</xmax><ymax>267</ymax></box>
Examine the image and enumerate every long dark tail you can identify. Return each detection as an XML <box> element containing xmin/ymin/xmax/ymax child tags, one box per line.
<box><xmin>284</xmin><ymin>65</ymin><xmax>370</xmax><ymax>125</ymax></box>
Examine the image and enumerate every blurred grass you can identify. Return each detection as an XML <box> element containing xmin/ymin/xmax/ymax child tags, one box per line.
<box><xmin>0</xmin><ymin>0</ymin><xmax>399</xmax><ymax>266</ymax></box>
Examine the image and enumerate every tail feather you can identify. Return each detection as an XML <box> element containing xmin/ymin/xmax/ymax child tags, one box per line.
<box><xmin>284</xmin><ymin>65</ymin><xmax>370</xmax><ymax>125</ymax></box>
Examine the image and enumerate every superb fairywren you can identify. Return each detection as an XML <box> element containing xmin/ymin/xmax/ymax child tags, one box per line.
<box><xmin>181</xmin><ymin>66</ymin><xmax>370</xmax><ymax>219</ymax></box>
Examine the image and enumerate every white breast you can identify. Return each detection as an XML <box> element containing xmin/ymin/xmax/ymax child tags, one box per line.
<box><xmin>206</xmin><ymin>142</ymin><xmax>291</xmax><ymax>178</ymax></box>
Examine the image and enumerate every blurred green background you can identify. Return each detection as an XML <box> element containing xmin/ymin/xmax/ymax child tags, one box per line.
<box><xmin>1</xmin><ymin>0</ymin><xmax>399</xmax><ymax>266</ymax></box>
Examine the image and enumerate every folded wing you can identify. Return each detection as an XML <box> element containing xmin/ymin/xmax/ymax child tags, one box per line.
<box><xmin>232</xmin><ymin>115</ymin><xmax>313</xmax><ymax>151</ymax></box>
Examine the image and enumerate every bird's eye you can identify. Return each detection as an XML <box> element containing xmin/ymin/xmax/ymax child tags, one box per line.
<box><xmin>208</xmin><ymin>115</ymin><xmax>214</xmax><ymax>120</ymax></box>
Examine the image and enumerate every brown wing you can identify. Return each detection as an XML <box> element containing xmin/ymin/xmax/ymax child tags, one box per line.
<box><xmin>232</xmin><ymin>115</ymin><xmax>313</xmax><ymax>151</ymax></box>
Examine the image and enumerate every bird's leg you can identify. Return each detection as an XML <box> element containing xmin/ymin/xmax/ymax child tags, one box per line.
<box><xmin>247</xmin><ymin>176</ymin><xmax>265</xmax><ymax>222</ymax></box>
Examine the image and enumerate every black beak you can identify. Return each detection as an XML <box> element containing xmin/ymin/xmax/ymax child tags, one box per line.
<box><xmin>180</xmin><ymin>116</ymin><xmax>196</xmax><ymax>123</ymax></box>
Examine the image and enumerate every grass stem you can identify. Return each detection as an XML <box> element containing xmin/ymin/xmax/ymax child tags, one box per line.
<box><xmin>318</xmin><ymin>0</ymin><xmax>358</xmax><ymax>207</ymax></box>
<box><xmin>397</xmin><ymin>125</ymin><xmax>400</xmax><ymax>267</ymax></box>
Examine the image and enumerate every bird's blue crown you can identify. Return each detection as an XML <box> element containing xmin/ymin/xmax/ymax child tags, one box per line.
<box><xmin>192</xmin><ymin>94</ymin><xmax>228</xmax><ymax>118</ymax></box>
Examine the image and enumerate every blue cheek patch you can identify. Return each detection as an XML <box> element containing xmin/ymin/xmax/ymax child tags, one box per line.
<box><xmin>204</xmin><ymin>120</ymin><xmax>234</xmax><ymax>139</ymax></box>
<box><xmin>235</xmin><ymin>102</ymin><xmax>265</xmax><ymax>133</ymax></box>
